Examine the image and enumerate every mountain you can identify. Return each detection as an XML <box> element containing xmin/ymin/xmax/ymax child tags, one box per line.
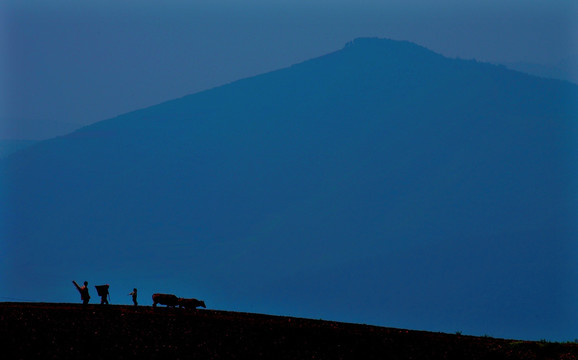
<box><xmin>1</xmin><ymin>38</ymin><xmax>577</xmax><ymax>341</ymax></box>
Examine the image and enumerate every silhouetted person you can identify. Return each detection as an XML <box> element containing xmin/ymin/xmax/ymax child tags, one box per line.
<box><xmin>73</xmin><ymin>280</ymin><xmax>90</xmax><ymax>305</ymax></box>
<box><xmin>95</xmin><ymin>284</ymin><xmax>110</xmax><ymax>305</ymax></box>
<box><xmin>129</xmin><ymin>288</ymin><xmax>138</xmax><ymax>306</ymax></box>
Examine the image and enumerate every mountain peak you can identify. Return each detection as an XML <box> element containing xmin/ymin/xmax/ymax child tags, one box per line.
<box><xmin>343</xmin><ymin>37</ymin><xmax>437</xmax><ymax>57</ymax></box>
<box><xmin>345</xmin><ymin>37</ymin><xmax>412</xmax><ymax>48</ymax></box>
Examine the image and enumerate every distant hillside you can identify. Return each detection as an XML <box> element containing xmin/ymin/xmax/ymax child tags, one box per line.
<box><xmin>1</xmin><ymin>38</ymin><xmax>577</xmax><ymax>341</ymax></box>
<box><xmin>0</xmin><ymin>139</ymin><xmax>37</xmax><ymax>158</ymax></box>
<box><xmin>2</xmin><ymin>302</ymin><xmax>577</xmax><ymax>359</ymax></box>
<box><xmin>501</xmin><ymin>61</ymin><xmax>578</xmax><ymax>85</ymax></box>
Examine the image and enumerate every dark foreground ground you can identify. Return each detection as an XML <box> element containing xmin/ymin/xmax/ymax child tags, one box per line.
<box><xmin>1</xmin><ymin>302</ymin><xmax>576</xmax><ymax>359</ymax></box>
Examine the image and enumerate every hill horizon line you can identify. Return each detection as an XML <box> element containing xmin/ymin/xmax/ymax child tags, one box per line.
<box><xmin>1</xmin><ymin>301</ymin><xmax>573</xmax><ymax>342</ymax></box>
<box><xmin>2</xmin><ymin>301</ymin><xmax>578</xmax><ymax>359</ymax></box>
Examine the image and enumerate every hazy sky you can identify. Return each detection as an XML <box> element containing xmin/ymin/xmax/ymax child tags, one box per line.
<box><xmin>1</xmin><ymin>0</ymin><xmax>577</xmax><ymax>139</ymax></box>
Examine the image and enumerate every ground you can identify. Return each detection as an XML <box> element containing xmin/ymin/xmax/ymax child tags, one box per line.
<box><xmin>1</xmin><ymin>302</ymin><xmax>576</xmax><ymax>359</ymax></box>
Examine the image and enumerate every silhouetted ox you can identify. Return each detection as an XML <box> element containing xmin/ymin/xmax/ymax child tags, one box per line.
<box><xmin>178</xmin><ymin>298</ymin><xmax>206</xmax><ymax>310</ymax></box>
<box><xmin>152</xmin><ymin>293</ymin><xmax>206</xmax><ymax>310</ymax></box>
<box><xmin>152</xmin><ymin>293</ymin><xmax>180</xmax><ymax>308</ymax></box>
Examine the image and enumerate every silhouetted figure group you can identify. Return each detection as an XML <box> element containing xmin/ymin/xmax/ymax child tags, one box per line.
<box><xmin>71</xmin><ymin>282</ymin><xmax>205</xmax><ymax>310</ymax></box>
<box><xmin>72</xmin><ymin>281</ymin><xmax>138</xmax><ymax>307</ymax></box>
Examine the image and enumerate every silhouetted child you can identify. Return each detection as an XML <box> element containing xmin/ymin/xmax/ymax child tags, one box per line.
<box><xmin>73</xmin><ymin>280</ymin><xmax>90</xmax><ymax>305</ymax></box>
<box><xmin>95</xmin><ymin>284</ymin><xmax>110</xmax><ymax>305</ymax></box>
<box><xmin>129</xmin><ymin>288</ymin><xmax>138</xmax><ymax>306</ymax></box>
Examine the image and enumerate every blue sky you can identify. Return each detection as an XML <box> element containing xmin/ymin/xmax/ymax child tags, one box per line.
<box><xmin>1</xmin><ymin>0</ymin><xmax>577</xmax><ymax>139</ymax></box>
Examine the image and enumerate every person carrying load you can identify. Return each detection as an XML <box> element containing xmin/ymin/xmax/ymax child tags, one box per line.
<box><xmin>72</xmin><ymin>280</ymin><xmax>90</xmax><ymax>305</ymax></box>
<box><xmin>95</xmin><ymin>284</ymin><xmax>110</xmax><ymax>305</ymax></box>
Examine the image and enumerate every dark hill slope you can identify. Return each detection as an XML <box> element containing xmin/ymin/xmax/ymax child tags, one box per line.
<box><xmin>2</xmin><ymin>302</ymin><xmax>577</xmax><ymax>360</ymax></box>
<box><xmin>1</xmin><ymin>38</ymin><xmax>577</xmax><ymax>340</ymax></box>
